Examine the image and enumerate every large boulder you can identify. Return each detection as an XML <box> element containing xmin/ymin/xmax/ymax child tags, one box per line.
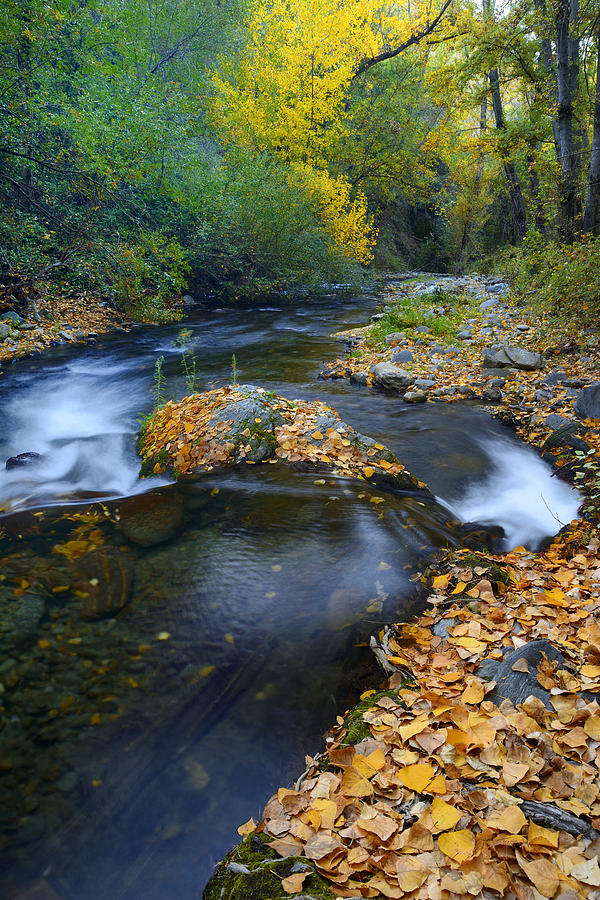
<box><xmin>371</xmin><ymin>362</ymin><xmax>414</xmax><ymax>391</ymax></box>
<box><xmin>482</xmin><ymin>346</ymin><xmax>544</xmax><ymax>371</ymax></box>
<box><xmin>575</xmin><ymin>382</ymin><xmax>600</xmax><ymax>419</ymax></box>
<box><xmin>138</xmin><ymin>385</ymin><xmax>426</xmax><ymax>493</ymax></box>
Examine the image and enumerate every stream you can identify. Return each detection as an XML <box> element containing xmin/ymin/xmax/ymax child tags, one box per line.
<box><xmin>0</xmin><ymin>288</ymin><xmax>581</xmax><ymax>899</ymax></box>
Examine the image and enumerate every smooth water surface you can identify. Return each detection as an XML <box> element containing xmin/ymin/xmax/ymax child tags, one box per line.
<box><xmin>0</xmin><ymin>292</ymin><xmax>580</xmax><ymax>899</ymax></box>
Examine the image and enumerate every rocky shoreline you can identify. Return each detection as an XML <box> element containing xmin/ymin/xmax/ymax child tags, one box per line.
<box><xmin>203</xmin><ymin>275</ymin><xmax>600</xmax><ymax>899</ymax></box>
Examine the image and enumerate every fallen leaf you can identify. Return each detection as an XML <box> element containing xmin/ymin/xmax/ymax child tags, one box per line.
<box><xmin>282</xmin><ymin>872</ymin><xmax>308</xmax><ymax>893</ymax></box>
<box><xmin>438</xmin><ymin>829</ymin><xmax>476</xmax><ymax>863</ymax></box>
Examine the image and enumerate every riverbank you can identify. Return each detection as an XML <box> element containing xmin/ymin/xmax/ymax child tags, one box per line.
<box><xmin>204</xmin><ymin>276</ymin><xmax>600</xmax><ymax>899</ymax></box>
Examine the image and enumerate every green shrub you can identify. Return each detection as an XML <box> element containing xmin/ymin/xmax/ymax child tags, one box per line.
<box><xmin>503</xmin><ymin>231</ymin><xmax>600</xmax><ymax>327</ymax></box>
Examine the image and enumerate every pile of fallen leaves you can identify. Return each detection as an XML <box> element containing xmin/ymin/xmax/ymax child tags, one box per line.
<box><xmin>0</xmin><ymin>291</ymin><xmax>128</xmax><ymax>364</ymax></box>
<box><xmin>140</xmin><ymin>386</ymin><xmax>424</xmax><ymax>487</ymax></box>
<box><xmin>240</xmin><ymin>535</ymin><xmax>600</xmax><ymax>898</ymax></box>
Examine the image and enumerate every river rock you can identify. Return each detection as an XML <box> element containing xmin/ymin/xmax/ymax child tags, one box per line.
<box><xmin>5</xmin><ymin>451</ymin><xmax>42</xmax><ymax>470</ymax></box>
<box><xmin>383</xmin><ymin>331</ymin><xmax>405</xmax><ymax>346</ymax></box>
<box><xmin>404</xmin><ymin>389</ymin><xmax>427</xmax><ymax>403</ymax></box>
<box><xmin>371</xmin><ymin>362</ymin><xmax>414</xmax><ymax>391</ymax></box>
<box><xmin>482</xmin><ymin>346</ymin><xmax>544</xmax><ymax>370</ymax></box>
<box><xmin>456</xmin><ymin>330</ymin><xmax>472</xmax><ymax>340</ymax></box>
<box><xmin>479</xmin><ymin>640</ymin><xmax>565</xmax><ymax>709</ymax></box>
<box><xmin>9</xmin><ymin>593</ymin><xmax>46</xmax><ymax>645</ymax></box>
<box><xmin>349</xmin><ymin>371</ymin><xmax>368</xmax><ymax>386</ymax></box>
<box><xmin>575</xmin><ymin>382</ymin><xmax>600</xmax><ymax>419</ymax></box>
<box><xmin>0</xmin><ymin>324</ymin><xmax>12</xmax><ymax>340</ymax></box>
<box><xmin>1</xmin><ymin>311</ymin><xmax>25</xmax><ymax>326</ymax></box>
<box><xmin>391</xmin><ymin>349</ymin><xmax>413</xmax><ymax>364</ymax></box>
<box><xmin>479</xmin><ymin>298</ymin><xmax>501</xmax><ymax>311</ymax></box>
<box><xmin>207</xmin><ymin>390</ymin><xmax>285</xmax><ymax>463</ymax></box>
<box><xmin>73</xmin><ymin>548</ymin><xmax>134</xmax><ymax>620</ymax></box>
<box><xmin>119</xmin><ymin>491</ymin><xmax>185</xmax><ymax>547</ymax></box>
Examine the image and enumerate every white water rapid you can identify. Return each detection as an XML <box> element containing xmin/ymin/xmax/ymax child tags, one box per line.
<box><xmin>448</xmin><ymin>434</ymin><xmax>582</xmax><ymax>549</ymax></box>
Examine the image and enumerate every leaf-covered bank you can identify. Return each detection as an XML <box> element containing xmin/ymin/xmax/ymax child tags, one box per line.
<box><xmin>204</xmin><ymin>278</ymin><xmax>600</xmax><ymax>899</ymax></box>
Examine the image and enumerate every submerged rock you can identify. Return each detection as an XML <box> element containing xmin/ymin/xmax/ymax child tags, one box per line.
<box><xmin>73</xmin><ymin>548</ymin><xmax>134</xmax><ymax>620</ymax></box>
<box><xmin>5</xmin><ymin>451</ymin><xmax>41</xmax><ymax>470</ymax></box>
<box><xmin>119</xmin><ymin>491</ymin><xmax>184</xmax><ymax>547</ymax></box>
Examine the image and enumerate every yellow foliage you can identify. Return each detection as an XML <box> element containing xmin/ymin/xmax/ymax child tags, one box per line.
<box><xmin>210</xmin><ymin>0</ymin><xmax>448</xmax><ymax>263</ymax></box>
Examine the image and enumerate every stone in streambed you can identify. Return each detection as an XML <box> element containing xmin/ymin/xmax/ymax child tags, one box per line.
<box><xmin>391</xmin><ymin>349</ymin><xmax>413</xmax><ymax>364</ymax></box>
<box><xmin>349</xmin><ymin>371</ymin><xmax>368</xmax><ymax>386</ymax></box>
<box><xmin>404</xmin><ymin>390</ymin><xmax>427</xmax><ymax>403</ymax></box>
<box><xmin>383</xmin><ymin>331</ymin><xmax>405</xmax><ymax>346</ymax></box>
<box><xmin>73</xmin><ymin>548</ymin><xmax>134</xmax><ymax>620</ymax></box>
<box><xmin>478</xmin><ymin>640</ymin><xmax>566</xmax><ymax>710</ymax></box>
<box><xmin>575</xmin><ymin>382</ymin><xmax>600</xmax><ymax>419</ymax></box>
<box><xmin>8</xmin><ymin>592</ymin><xmax>46</xmax><ymax>645</ymax></box>
<box><xmin>119</xmin><ymin>491</ymin><xmax>184</xmax><ymax>547</ymax></box>
<box><xmin>482</xmin><ymin>346</ymin><xmax>544</xmax><ymax>371</ymax></box>
<box><xmin>371</xmin><ymin>362</ymin><xmax>414</xmax><ymax>391</ymax></box>
<box><xmin>6</xmin><ymin>451</ymin><xmax>41</xmax><ymax>470</ymax></box>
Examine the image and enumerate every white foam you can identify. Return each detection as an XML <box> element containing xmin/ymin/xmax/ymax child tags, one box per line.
<box><xmin>447</xmin><ymin>435</ymin><xmax>581</xmax><ymax>549</ymax></box>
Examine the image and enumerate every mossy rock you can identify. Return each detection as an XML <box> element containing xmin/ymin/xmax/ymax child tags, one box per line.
<box><xmin>203</xmin><ymin>834</ymin><xmax>335</xmax><ymax>900</ymax></box>
<box><xmin>339</xmin><ymin>689</ymin><xmax>405</xmax><ymax>746</ymax></box>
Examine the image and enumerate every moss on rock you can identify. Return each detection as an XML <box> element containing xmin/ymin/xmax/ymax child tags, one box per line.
<box><xmin>203</xmin><ymin>834</ymin><xmax>335</xmax><ymax>900</ymax></box>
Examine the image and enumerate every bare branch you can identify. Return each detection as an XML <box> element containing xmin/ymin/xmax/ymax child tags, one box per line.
<box><xmin>352</xmin><ymin>0</ymin><xmax>454</xmax><ymax>79</ymax></box>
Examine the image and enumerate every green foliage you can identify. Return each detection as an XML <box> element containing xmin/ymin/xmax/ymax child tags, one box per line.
<box><xmin>504</xmin><ymin>233</ymin><xmax>600</xmax><ymax>327</ymax></box>
<box><xmin>152</xmin><ymin>355</ymin><xmax>166</xmax><ymax>408</ymax></box>
<box><xmin>370</xmin><ymin>290</ymin><xmax>461</xmax><ymax>345</ymax></box>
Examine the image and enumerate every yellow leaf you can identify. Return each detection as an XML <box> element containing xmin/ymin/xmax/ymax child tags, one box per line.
<box><xmin>585</xmin><ymin>715</ymin><xmax>600</xmax><ymax>740</ymax></box>
<box><xmin>363</xmin><ymin>466</ymin><xmax>374</xmax><ymax>478</ymax></box>
<box><xmin>451</xmin><ymin>581</ymin><xmax>467</xmax><ymax>594</ymax></box>
<box><xmin>431</xmin><ymin>797</ymin><xmax>462</xmax><ymax>831</ymax></box>
<box><xmin>237</xmin><ymin>817</ymin><xmax>257</xmax><ymax>836</ymax></box>
<box><xmin>398</xmin><ymin>763</ymin><xmax>435</xmax><ymax>793</ymax></box>
<box><xmin>488</xmin><ymin>804</ymin><xmax>526</xmax><ymax>834</ymax></box>
<box><xmin>516</xmin><ymin>851</ymin><xmax>560</xmax><ymax>898</ymax></box>
<box><xmin>341</xmin><ymin>766</ymin><xmax>373</xmax><ymax>797</ymax></box>
<box><xmin>311</xmin><ymin>430</ymin><xmax>324</xmax><ymax>440</ymax></box>
<box><xmin>432</xmin><ymin>574</ymin><xmax>451</xmax><ymax>590</ymax></box>
<box><xmin>438</xmin><ymin>829</ymin><xmax>476</xmax><ymax>863</ymax></box>
<box><xmin>461</xmin><ymin>680</ymin><xmax>485</xmax><ymax>704</ymax></box>
<box><xmin>527</xmin><ymin>821</ymin><xmax>558</xmax><ymax>848</ymax></box>
<box><xmin>282</xmin><ymin>872</ymin><xmax>308</xmax><ymax>893</ymax></box>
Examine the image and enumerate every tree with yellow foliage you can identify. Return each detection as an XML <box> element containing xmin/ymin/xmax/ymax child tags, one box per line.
<box><xmin>211</xmin><ymin>0</ymin><xmax>454</xmax><ymax>265</ymax></box>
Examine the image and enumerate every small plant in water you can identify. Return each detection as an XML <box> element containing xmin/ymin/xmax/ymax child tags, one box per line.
<box><xmin>153</xmin><ymin>355</ymin><xmax>166</xmax><ymax>407</ymax></box>
<box><xmin>181</xmin><ymin>349</ymin><xmax>199</xmax><ymax>394</ymax></box>
<box><xmin>231</xmin><ymin>353</ymin><xmax>238</xmax><ymax>385</ymax></box>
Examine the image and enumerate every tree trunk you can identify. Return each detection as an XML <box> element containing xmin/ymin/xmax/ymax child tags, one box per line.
<box><xmin>583</xmin><ymin>31</ymin><xmax>600</xmax><ymax>234</ymax></box>
<box><xmin>533</xmin><ymin>0</ymin><xmax>562</xmax><ymax>161</ymax></box>
<box><xmin>556</xmin><ymin>0</ymin><xmax>580</xmax><ymax>242</ymax></box>
<box><xmin>488</xmin><ymin>68</ymin><xmax>527</xmax><ymax>241</ymax></box>
<box><xmin>527</xmin><ymin>152</ymin><xmax>546</xmax><ymax>231</ymax></box>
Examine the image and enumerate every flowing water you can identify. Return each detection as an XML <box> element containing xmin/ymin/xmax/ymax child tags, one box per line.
<box><xmin>0</xmin><ymin>291</ymin><xmax>581</xmax><ymax>899</ymax></box>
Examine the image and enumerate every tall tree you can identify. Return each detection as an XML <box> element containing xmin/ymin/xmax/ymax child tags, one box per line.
<box><xmin>583</xmin><ymin>21</ymin><xmax>600</xmax><ymax>234</ymax></box>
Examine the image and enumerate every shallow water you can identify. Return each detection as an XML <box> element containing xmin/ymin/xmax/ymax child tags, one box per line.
<box><xmin>0</xmin><ymin>292</ymin><xmax>581</xmax><ymax>898</ymax></box>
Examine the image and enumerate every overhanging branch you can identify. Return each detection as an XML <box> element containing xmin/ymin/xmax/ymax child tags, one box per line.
<box><xmin>352</xmin><ymin>0</ymin><xmax>454</xmax><ymax>79</ymax></box>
